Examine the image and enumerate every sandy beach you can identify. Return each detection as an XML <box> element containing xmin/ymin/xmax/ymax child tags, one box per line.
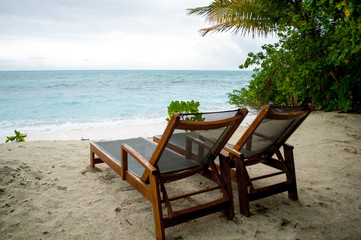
<box><xmin>0</xmin><ymin>111</ymin><xmax>360</xmax><ymax>239</ymax></box>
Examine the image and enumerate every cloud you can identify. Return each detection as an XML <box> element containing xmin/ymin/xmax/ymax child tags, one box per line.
<box><xmin>0</xmin><ymin>0</ymin><xmax>278</xmax><ymax>71</ymax></box>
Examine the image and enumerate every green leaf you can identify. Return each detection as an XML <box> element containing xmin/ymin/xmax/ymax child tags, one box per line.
<box><xmin>166</xmin><ymin>100</ymin><xmax>202</xmax><ymax>122</ymax></box>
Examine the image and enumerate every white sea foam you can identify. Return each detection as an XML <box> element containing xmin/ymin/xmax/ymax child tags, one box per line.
<box><xmin>0</xmin><ymin>117</ymin><xmax>166</xmax><ymax>136</ymax></box>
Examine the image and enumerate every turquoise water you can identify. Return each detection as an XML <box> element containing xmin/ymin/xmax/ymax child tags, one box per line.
<box><xmin>0</xmin><ymin>70</ymin><xmax>252</xmax><ymax>135</ymax></box>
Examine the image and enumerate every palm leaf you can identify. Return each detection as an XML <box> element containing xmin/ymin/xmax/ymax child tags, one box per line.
<box><xmin>188</xmin><ymin>0</ymin><xmax>295</xmax><ymax>37</ymax></box>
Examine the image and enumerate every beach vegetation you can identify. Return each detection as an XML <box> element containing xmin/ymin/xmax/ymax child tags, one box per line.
<box><xmin>166</xmin><ymin>100</ymin><xmax>204</xmax><ymax>122</ymax></box>
<box><xmin>6</xmin><ymin>130</ymin><xmax>27</xmax><ymax>143</ymax></box>
<box><xmin>188</xmin><ymin>0</ymin><xmax>361</xmax><ymax>112</ymax></box>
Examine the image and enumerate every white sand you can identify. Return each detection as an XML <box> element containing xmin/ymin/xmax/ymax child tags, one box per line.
<box><xmin>0</xmin><ymin>111</ymin><xmax>360</xmax><ymax>239</ymax></box>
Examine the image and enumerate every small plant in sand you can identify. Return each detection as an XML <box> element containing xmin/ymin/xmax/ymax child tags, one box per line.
<box><xmin>6</xmin><ymin>130</ymin><xmax>27</xmax><ymax>143</ymax></box>
<box><xmin>166</xmin><ymin>100</ymin><xmax>204</xmax><ymax>122</ymax></box>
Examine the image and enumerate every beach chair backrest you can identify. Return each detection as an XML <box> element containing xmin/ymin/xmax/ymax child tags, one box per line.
<box><xmin>151</xmin><ymin>109</ymin><xmax>247</xmax><ymax>176</ymax></box>
<box><xmin>235</xmin><ymin>105</ymin><xmax>310</xmax><ymax>158</ymax></box>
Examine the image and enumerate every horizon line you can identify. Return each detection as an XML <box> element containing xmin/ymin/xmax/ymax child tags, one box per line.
<box><xmin>0</xmin><ymin>69</ymin><xmax>252</xmax><ymax>72</ymax></box>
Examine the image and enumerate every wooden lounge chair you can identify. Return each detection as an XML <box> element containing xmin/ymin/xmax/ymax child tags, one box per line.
<box><xmin>226</xmin><ymin>105</ymin><xmax>311</xmax><ymax>216</ymax></box>
<box><xmin>90</xmin><ymin>109</ymin><xmax>248</xmax><ymax>240</ymax></box>
<box><xmin>153</xmin><ymin>105</ymin><xmax>311</xmax><ymax>217</ymax></box>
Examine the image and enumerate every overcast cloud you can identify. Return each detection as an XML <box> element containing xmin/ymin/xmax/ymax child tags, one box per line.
<box><xmin>0</xmin><ymin>0</ymin><xmax>278</xmax><ymax>71</ymax></box>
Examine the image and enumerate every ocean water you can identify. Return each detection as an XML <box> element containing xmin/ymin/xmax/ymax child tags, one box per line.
<box><xmin>0</xmin><ymin>70</ymin><xmax>252</xmax><ymax>136</ymax></box>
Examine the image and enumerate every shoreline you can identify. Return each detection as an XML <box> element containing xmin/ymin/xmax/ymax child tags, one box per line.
<box><xmin>1</xmin><ymin>115</ymin><xmax>257</xmax><ymax>143</ymax></box>
<box><xmin>7</xmin><ymin>122</ymin><xmax>168</xmax><ymax>142</ymax></box>
<box><xmin>0</xmin><ymin>111</ymin><xmax>360</xmax><ymax>239</ymax></box>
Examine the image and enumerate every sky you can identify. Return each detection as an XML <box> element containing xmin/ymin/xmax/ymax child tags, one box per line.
<box><xmin>0</xmin><ymin>0</ymin><xmax>278</xmax><ymax>71</ymax></box>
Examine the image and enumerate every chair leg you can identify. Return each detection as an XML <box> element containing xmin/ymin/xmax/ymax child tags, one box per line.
<box><xmin>90</xmin><ymin>149</ymin><xmax>95</xmax><ymax>168</ymax></box>
<box><xmin>283</xmin><ymin>144</ymin><xmax>298</xmax><ymax>200</ymax></box>
<box><xmin>149</xmin><ymin>174</ymin><xmax>165</xmax><ymax>240</ymax></box>
<box><xmin>90</xmin><ymin>145</ymin><xmax>104</xmax><ymax>168</ymax></box>
<box><xmin>234</xmin><ymin>157</ymin><xmax>250</xmax><ymax>217</ymax></box>
<box><xmin>219</xmin><ymin>155</ymin><xmax>234</xmax><ymax>219</ymax></box>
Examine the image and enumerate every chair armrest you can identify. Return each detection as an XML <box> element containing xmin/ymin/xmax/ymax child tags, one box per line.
<box><xmin>199</xmin><ymin>134</ymin><xmax>216</xmax><ymax>144</ymax></box>
<box><xmin>223</xmin><ymin>145</ymin><xmax>244</xmax><ymax>159</ymax></box>
<box><xmin>186</xmin><ymin>135</ymin><xmax>212</xmax><ymax>149</ymax></box>
<box><xmin>186</xmin><ymin>135</ymin><xmax>213</xmax><ymax>161</ymax></box>
<box><xmin>121</xmin><ymin>144</ymin><xmax>158</xmax><ymax>175</ymax></box>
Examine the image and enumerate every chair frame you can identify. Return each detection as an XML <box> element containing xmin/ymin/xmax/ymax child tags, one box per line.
<box><xmin>90</xmin><ymin>109</ymin><xmax>247</xmax><ymax>239</ymax></box>
<box><xmin>228</xmin><ymin>105</ymin><xmax>311</xmax><ymax>217</ymax></box>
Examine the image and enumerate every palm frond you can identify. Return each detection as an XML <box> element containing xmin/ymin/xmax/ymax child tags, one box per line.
<box><xmin>188</xmin><ymin>0</ymin><xmax>293</xmax><ymax>37</ymax></box>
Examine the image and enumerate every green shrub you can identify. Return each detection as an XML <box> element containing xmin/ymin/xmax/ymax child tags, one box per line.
<box><xmin>228</xmin><ymin>0</ymin><xmax>361</xmax><ymax>112</ymax></box>
<box><xmin>6</xmin><ymin>130</ymin><xmax>27</xmax><ymax>143</ymax></box>
<box><xmin>166</xmin><ymin>100</ymin><xmax>204</xmax><ymax>122</ymax></box>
